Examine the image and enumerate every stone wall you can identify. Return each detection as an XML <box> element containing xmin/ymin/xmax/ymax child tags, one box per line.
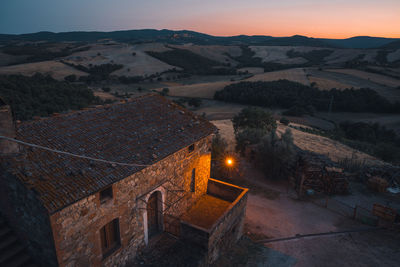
<box><xmin>207</xmin><ymin>191</ymin><xmax>248</xmax><ymax>263</ymax></box>
<box><xmin>49</xmin><ymin>136</ymin><xmax>212</xmax><ymax>267</ymax></box>
<box><xmin>0</xmin><ymin>167</ymin><xmax>58</xmax><ymax>266</ymax></box>
<box><xmin>180</xmin><ymin>179</ymin><xmax>249</xmax><ymax>264</ymax></box>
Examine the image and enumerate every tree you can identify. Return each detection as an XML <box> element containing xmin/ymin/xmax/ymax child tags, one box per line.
<box><xmin>280</xmin><ymin>117</ymin><xmax>290</xmax><ymax>125</ymax></box>
<box><xmin>256</xmin><ymin>129</ymin><xmax>296</xmax><ymax>179</ymax></box>
<box><xmin>64</xmin><ymin>74</ymin><xmax>77</xmax><ymax>83</ymax></box>
<box><xmin>160</xmin><ymin>88</ymin><xmax>169</xmax><ymax>96</ymax></box>
<box><xmin>232</xmin><ymin>107</ymin><xmax>276</xmax><ymax>134</ymax></box>
<box><xmin>188</xmin><ymin>98</ymin><xmax>202</xmax><ymax>107</ymax></box>
<box><xmin>211</xmin><ymin>133</ymin><xmax>228</xmax><ymax>161</ymax></box>
<box><xmin>235</xmin><ymin>128</ymin><xmax>266</xmax><ymax>154</ymax></box>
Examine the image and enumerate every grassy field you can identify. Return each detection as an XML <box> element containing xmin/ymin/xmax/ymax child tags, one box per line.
<box><xmin>246</xmin><ymin>68</ymin><xmax>310</xmax><ymax>85</ymax></box>
<box><xmin>249</xmin><ymin>46</ymin><xmax>309</xmax><ymax>64</ymax></box>
<box><xmin>170</xmin><ymin>44</ymin><xmax>241</xmax><ymax>66</ymax></box>
<box><xmin>324</xmin><ymin>49</ymin><xmax>378</xmax><ymax>65</ymax></box>
<box><xmin>162</xmin><ymin>80</ymin><xmax>234</xmax><ymax>99</ymax></box>
<box><xmin>237</xmin><ymin>67</ymin><xmax>264</xmax><ymax>74</ymax></box>
<box><xmin>308</xmin><ymin>76</ymin><xmax>356</xmax><ymax>90</ymax></box>
<box><xmin>326</xmin><ymin>68</ymin><xmax>400</xmax><ymax>88</ymax></box>
<box><xmin>211</xmin><ymin>119</ymin><xmax>383</xmax><ymax>166</ymax></box>
<box><xmin>0</xmin><ymin>60</ymin><xmax>87</xmax><ymax>80</ymax></box>
<box><xmin>163</xmin><ymin>67</ymin><xmax>313</xmax><ymax>99</ymax></box>
<box><xmin>63</xmin><ymin>43</ymin><xmax>178</xmax><ymax>77</ymax></box>
<box><xmin>387</xmin><ymin>48</ymin><xmax>400</xmax><ymax>62</ymax></box>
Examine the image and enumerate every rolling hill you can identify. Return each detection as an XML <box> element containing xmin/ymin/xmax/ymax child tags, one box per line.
<box><xmin>1</xmin><ymin>29</ymin><xmax>399</xmax><ymax>49</ymax></box>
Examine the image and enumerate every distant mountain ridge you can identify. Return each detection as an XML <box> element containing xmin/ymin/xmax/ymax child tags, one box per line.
<box><xmin>0</xmin><ymin>29</ymin><xmax>399</xmax><ymax>49</ymax></box>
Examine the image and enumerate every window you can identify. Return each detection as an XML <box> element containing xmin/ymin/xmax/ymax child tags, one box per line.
<box><xmin>190</xmin><ymin>168</ymin><xmax>196</xmax><ymax>192</ymax></box>
<box><xmin>100</xmin><ymin>219</ymin><xmax>121</xmax><ymax>258</ymax></box>
<box><xmin>100</xmin><ymin>186</ymin><xmax>113</xmax><ymax>204</ymax></box>
<box><xmin>188</xmin><ymin>144</ymin><xmax>195</xmax><ymax>153</ymax></box>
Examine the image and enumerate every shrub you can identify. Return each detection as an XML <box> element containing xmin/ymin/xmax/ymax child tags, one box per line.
<box><xmin>188</xmin><ymin>98</ymin><xmax>202</xmax><ymax>107</ymax></box>
<box><xmin>280</xmin><ymin>117</ymin><xmax>290</xmax><ymax>125</ymax></box>
<box><xmin>160</xmin><ymin>88</ymin><xmax>169</xmax><ymax>96</ymax></box>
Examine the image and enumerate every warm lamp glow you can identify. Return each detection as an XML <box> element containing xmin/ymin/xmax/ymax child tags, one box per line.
<box><xmin>226</xmin><ymin>157</ymin><xmax>234</xmax><ymax>167</ymax></box>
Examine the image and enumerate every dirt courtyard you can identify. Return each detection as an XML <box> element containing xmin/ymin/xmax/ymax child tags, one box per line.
<box><xmin>219</xmin><ymin>177</ymin><xmax>400</xmax><ymax>267</ymax></box>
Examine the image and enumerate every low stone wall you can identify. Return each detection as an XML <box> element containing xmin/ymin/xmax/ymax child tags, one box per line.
<box><xmin>181</xmin><ymin>179</ymin><xmax>248</xmax><ymax>264</ymax></box>
<box><xmin>207</xmin><ymin>181</ymin><xmax>248</xmax><ymax>263</ymax></box>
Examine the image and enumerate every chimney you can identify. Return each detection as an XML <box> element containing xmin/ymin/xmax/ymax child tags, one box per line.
<box><xmin>0</xmin><ymin>100</ymin><xmax>20</xmax><ymax>156</ymax></box>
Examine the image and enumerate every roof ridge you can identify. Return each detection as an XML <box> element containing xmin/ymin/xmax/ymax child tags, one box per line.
<box><xmin>19</xmin><ymin>93</ymin><xmax>159</xmax><ymax>127</ymax></box>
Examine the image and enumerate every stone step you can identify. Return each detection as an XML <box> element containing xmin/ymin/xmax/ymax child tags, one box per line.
<box><xmin>0</xmin><ymin>226</ymin><xmax>11</xmax><ymax>238</ymax></box>
<box><xmin>0</xmin><ymin>235</ymin><xmax>17</xmax><ymax>251</ymax></box>
<box><xmin>0</xmin><ymin>243</ymin><xmax>25</xmax><ymax>263</ymax></box>
<box><xmin>0</xmin><ymin>215</ymin><xmax>37</xmax><ymax>267</ymax></box>
<box><xmin>3</xmin><ymin>252</ymin><xmax>31</xmax><ymax>267</ymax></box>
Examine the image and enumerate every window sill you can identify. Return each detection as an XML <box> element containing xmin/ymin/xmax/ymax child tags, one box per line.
<box><xmin>102</xmin><ymin>243</ymin><xmax>121</xmax><ymax>260</ymax></box>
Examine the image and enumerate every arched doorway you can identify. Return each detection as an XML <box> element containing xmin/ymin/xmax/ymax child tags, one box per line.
<box><xmin>147</xmin><ymin>191</ymin><xmax>161</xmax><ymax>238</ymax></box>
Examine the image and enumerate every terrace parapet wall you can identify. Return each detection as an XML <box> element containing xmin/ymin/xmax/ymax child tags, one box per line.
<box><xmin>181</xmin><ymin>178</ymin><xmax>249</xmax><ymax>264</ymax></box>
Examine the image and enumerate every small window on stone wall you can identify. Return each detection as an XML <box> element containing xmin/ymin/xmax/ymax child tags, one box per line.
<box><xmin>188</xmin><ymin>144</ymin><xmax>195</xmax><ymax>153</ymax></box>
<box><xmin>100</xmin><ymin>218</ymin><xmax>121</xmax><ymax>258</ymax></box>
<box><xmin>100</xmin><ymin>186</ymin><xmax>113</xmax><ymax>204</ymax></box>
<box><xmin>190</xmin><ymin>168</ymin><xmax>196</xmax><ymax>192</ymax></box>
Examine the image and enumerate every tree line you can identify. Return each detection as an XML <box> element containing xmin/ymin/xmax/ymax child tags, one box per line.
<box><xmin>214</xmin><ymin>80</ymin><xmax>400</xmax><ymax>113</ymax></box>
<box><xmin>0</xmin><ymin>74</ymin><xmax>101</xmax><ymax>120</ymax></box>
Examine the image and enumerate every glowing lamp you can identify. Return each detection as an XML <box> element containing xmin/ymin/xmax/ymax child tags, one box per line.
<box><xmin>225</xmin><ymin>157</ymin><xmax>234</xmax><ymax>167</ymax></box>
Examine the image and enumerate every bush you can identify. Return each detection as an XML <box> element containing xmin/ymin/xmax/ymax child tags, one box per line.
<box><xmin>188</xmin><ymin>98</ymin><xmax>202</xmax><ymax>107</ymax></box>
<box><xmin>160</xmin><ymin>88</ymin><xmax>169</xmax><ymax>96</ymax></box>
<box><xmin>102</xmin><ymin>87</ymin><xmax>111</xmax><ymax>92</ymax></box>
<box><xmin>280</xmin><ymin>117</ymin><xmax>290</xmax><ymax>125</ymax></box>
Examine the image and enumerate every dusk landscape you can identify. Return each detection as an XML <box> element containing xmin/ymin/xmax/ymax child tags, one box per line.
<box><xmin>0</xmin><ymin>1</ymin><xmax>399</xmax><ymax>266</ymax></box>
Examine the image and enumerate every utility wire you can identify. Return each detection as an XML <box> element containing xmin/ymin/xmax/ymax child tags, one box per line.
<box><xmin>0</xmin><ymin>135</ymin><xmax>151</xmax><ymax>167</ymax></box>
<box><xmin>0</xmin><ymin>135</ymin><xmax>200</xmax><ymax>168</ymax></box>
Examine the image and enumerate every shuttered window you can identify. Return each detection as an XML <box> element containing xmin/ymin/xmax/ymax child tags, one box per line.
<box><xmin>100</xmin><ymin>218</ymin><xmax>121</xmax><ymax>258</ymax></box>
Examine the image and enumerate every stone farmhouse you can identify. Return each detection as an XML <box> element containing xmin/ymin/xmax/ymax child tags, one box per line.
<box><xmin>0</xmin><ymin>94</ymin><xmax>248</xmax><ymax>267</ymax></box>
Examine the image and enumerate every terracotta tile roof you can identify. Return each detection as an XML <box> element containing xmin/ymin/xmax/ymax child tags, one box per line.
<box><xmin>3</xmin><ymin>94</ymin><xmax>217</xmax><ymax>214</ymax></box>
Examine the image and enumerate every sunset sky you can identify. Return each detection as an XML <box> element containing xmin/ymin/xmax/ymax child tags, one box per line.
<box><xmin>1</xmin><ymin>0</ymin><xmax>399</xmax><ymax>38</ymax></box>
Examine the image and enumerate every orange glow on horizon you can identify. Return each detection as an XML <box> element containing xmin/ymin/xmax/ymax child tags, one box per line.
<box><xmin>173</xmin><ymin>3</ymin><xmax>400</xmax><ymax>39</ymax></box>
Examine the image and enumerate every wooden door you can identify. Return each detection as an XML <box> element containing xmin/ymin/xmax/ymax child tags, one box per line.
<box><xmin>147</xmin><ymin>192</ymin><xmax>159</xmax><ymax>237</ymax></box>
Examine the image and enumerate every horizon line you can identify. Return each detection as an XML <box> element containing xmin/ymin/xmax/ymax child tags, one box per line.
<box><xmin>1</xmin><ymin>28</ymin><xmax>399</xmax><ymax>40</ymax></box>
